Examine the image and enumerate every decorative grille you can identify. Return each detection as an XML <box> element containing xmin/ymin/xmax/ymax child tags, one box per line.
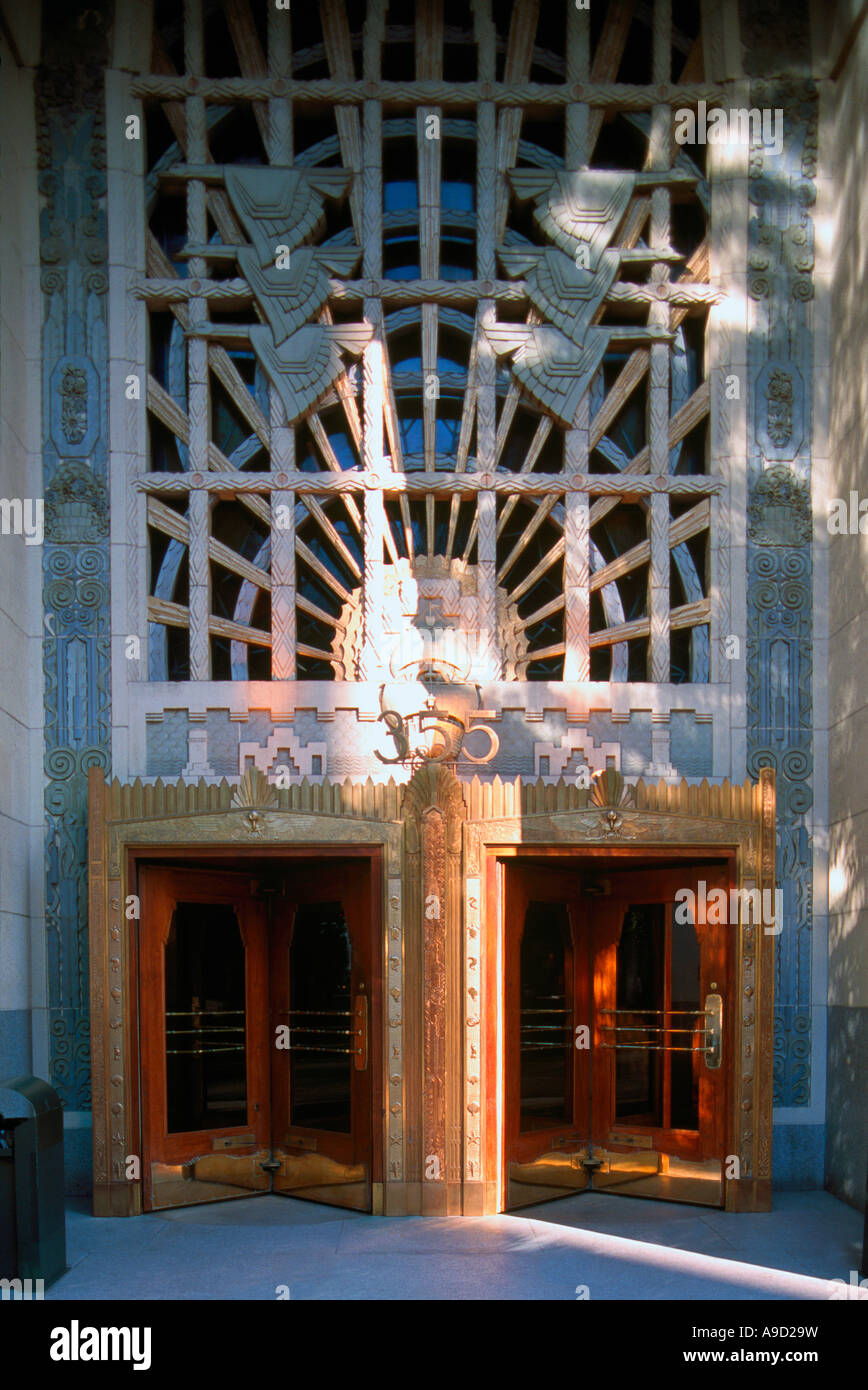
<box><xmin>136</xmin><ymin>0</ymin><xmax>721</xmax><ymax>683</ymax></box>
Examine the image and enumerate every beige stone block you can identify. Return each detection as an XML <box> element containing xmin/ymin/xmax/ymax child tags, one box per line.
<box><xmin>0</xmin><ymin>910</ymin><xmax>30</xmax><ymax>1011</ymax></box>
<box><xmin>830</xmin><ymin>708</ymin><xmax>868</xmax><ymax>824</ymax></box>
<box><xmin>828</xmin><ymin>907</ymin><xmax>868</xmax><ymax>1009</ymax></box>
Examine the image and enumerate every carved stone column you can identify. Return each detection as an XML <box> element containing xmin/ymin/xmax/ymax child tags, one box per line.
<box><xmin>402</xmin><ymin>764</ymin><xmax>466</xmax><ymax>1215</ymax></box>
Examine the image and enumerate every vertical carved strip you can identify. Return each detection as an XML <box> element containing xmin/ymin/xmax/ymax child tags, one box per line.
<box><xmin>708</xmin><ymin>98</ymin><xmax>747</xmax><ymax>688</ymax></box>
<box><xmin>649</xmin><ymin>491</ymin><xmax>670</xmax><ymax>682</ymax></box>
<box><xmin>361</xmin><ymin>322</ymin><xmax>385</xmax><ymax>680</ymax></box>
<box><xmin>270</xmin><ymin>484</ymin><xmax>295</xmax><ymax>681</ymax></box>
<box><xmin>184</xmin><ymin>33</ymin><xmax>211</xmax><ymax>682</ymax></box>
<box><xmin>386</xmin><ymin>874</ymin><xmax>404</xmax><ymax>1185</ymax></box>
<box><xmin>652</xmin><ymin>0</ymin><xmax>671</xmax><ymax>83</ymax></box>
<box><xmin>493</xmin><ymin>0</ymin><xmax>539</xmax><ymax>238</ymax></box>
<box><xmin>647</xmin><ymin>4</ymin><xmax>672</xmax><ymax>682</ymax></box>
<box><xmin>183</xmin><ymin>0</ymin><xmax>204</xmax><ymax>75</ymax></box>
<box><xmin>107</xmin><ymin>875</ymin><xmax>127</xmax><ymax>1195</ymax></box>
<box><xmin>321</xmin><ymin>0</ymin><xmax>363</xmax><ymax>232</ymax></box>
<box><xmin>187</xmin><ymin>486</ymin><xmax>210</xmax><ymax>679</ymax></box>
<box><xmin>476</xmin><ymin>487</ymin><xmax>498</xmax><ymax>676</ymax></box>
<box><xmin>565</xmin><ymin>1</ymin><xmax>590</xmax><ymax>168</ymax></box>
<box><xmin>563</xmin><ymin>490</ymin><xmax>590</xmax><ymax>681</ymax></box>
<box><xmin>39</xmin><ymin>7</ymin><xmax>112</xmax><ymax>1107</ymax></box>
<box><xmin>359</xmin><ymin>9</ymin><xmax>385</xmax><ymax>680</ymax></box>
<box><xmin>362</xmin><ymin>478</ymin><xmax>385</xmax><ymax>681</ymax></box>
<box><xmin>464</xmin><ymin>876</ymin><xmax>482</xmax><ymax>1188</ymax></box>
<box><xmin>417</xmin><ymin>4</ymin><xmax>442</xmax><ymax>473</ymax></box>
<box><xmin>107</xmin><ymin>71</ymin><xmax>147</xmax><ymax>713</ymax></box>
<box><xmin>267</xmin><ymin>0</ymin><xmax>292</xmax><ymax>164</ymax></box>
<box><xmin>423</xmin><ymin>805</ymin><xmax>447</xmax><ymax>1194</ymax></box>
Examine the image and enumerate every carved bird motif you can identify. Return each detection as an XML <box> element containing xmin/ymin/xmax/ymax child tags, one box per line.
<box><xmin>498</xmin><ymin>245</ymin><xmax>620</xmax><ymax>347</ymax></box>
<box><xmin>249</xmin><ymin>321</ymin><xmax>372</xmax><ymax>424</ymax></box>
<box><xmin>239</xmin><ymin>244</ymin><xmax>362</xmax><ymax>344</ymax></box>
<box><xmin>508</xmin><ymin>168</ymin><xmax>635</xmax><ymax>265</ymax></box>
<box><xmin>223</xmin><ymin>166</ymin><xmax>351</xmax><ymax>267</ymax></box>
<box><xmin>483</xmin><ymin>322</ymin><xmax>610</xmax><ymax>428</ymax></box>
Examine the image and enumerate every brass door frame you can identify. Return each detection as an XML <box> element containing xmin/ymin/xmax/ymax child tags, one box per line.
<box><xmin>87</xmin><ymin>766</ymin><xmax>402</xmax><ymax>1217</ymax></box>
<box><xmin>463</xmin><ymin>769</ymin><xmax>776</xmax><ymax>1216</ymax></box>
<box><xmin>89</xmin><ymin>763</ymin><xmax>775</xmax><ymax>1218</ymax></box>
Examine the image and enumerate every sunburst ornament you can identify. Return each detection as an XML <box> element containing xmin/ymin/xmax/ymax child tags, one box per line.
<box><xmin>589</xmin><ymin>765</ymin><xmax>635</xmax><ymax>810</ymax></box>
<box><xmin>231</xmin><ymin>767</ymin><xmax>279</xmax><ymax>812</ymax></box>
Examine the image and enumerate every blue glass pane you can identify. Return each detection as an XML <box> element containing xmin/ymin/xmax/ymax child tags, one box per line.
<box><xmin>441</xmin><ymin>180</ymin><xmax>474</xmax><ymax>212</ymax></box>
<box><xmin>435</xmin><ymin>416</ymin><xmax>460</xmax><ymax>452</ymax></box>
<box><xmin>399</xmin><ymin>416</ymin><xmax>424</xmax><ymax>452</ymax></box>
<box><xmin>384</xmin><ymin>180</ymin><xmax>419</xmax><ymax>212</ymax></box>
<box><xmin>385</xmin><ymin>263</ymin><xmax>422</xmax><ymax>280</ymax></box>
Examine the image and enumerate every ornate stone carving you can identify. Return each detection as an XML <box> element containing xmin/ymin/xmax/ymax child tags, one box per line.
<box><xmin>508</xmin><ymin>168</ymin><xmax>635</xmax><ymax>266</ymax></box>
<box><xmin>250</xmin><ymin>321</ymin><xmax>372</xmax><ymax>424</ymax></box>
<box><xmin>484</xmin><ymin>322</ymin><xmax>610</xmax><ymax>428</ymax></box>
<box><xmin>747</xmin><ymin>77</ymin><xmax>816</xmax><ymax>1106</ymax></box>
<box><xmin>38</xmin><ymin>4</ymin><xmax>112</xmax><ymax>1107</ymax></box>
<box><xmin>747</xmin><ymin>466</ymin><xmax>811</xmax><ymax>547</ymax></box>
<box><xmin>44</xmin><ymin>460</ymin><xmax>109</xmax><ymax>544</ymax></box>
<box><xmin>222</xmin><ymin>166</ymin><xmax>351</xmax><ymax>265</ymax></box>
<box><xmin>238</xmin><ymin>244</ymin><xmax>361</xmax><ymax>344</ymax></box>
<box><xmin>755</xmin><ymin>363</ymin><xmax>804</xmax><ymax>462</ymax></box>
<box><xmin>498</xmin><ymin>245</ymin><xmax>619</xmax><ymax>348</ymax></box>
<box><xmin>60</xmin><ymin>366</ymin><xmax>88</xmax><ymax>444</ymax></box>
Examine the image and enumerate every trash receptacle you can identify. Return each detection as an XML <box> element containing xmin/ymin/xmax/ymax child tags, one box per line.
<box><xmin>0</xmin><ymin>1074</ymin><xmax>67</xmax><ymax>1289</ymax></box>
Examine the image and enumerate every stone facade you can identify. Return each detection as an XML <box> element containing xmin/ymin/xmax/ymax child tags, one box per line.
<box><xmin>0</xmin><ymin>0</ymin><xmax>863</xmax><ymax>1211</ymax></box>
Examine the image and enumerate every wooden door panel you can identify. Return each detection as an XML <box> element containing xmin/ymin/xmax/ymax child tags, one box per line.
<box><xmin>140</xmin><ymin>867</ymin><xmax>271</xmax><ymax>1211</ymax></box>
<box><xmin>590</xmin><ymin>865</ymin><xmax>730</xmax><ymax>1203</ymax></box>
<box><xmin>139</xmin><ymin>858</ymin><xmax>378</xmax><ymax>1214</ymax></box>
<box><xmin>504</xmin><ymin>866</ymin><xmax>591</xmax><ymax>1208</ymax></box>
<box><xmin>504</xmin><ymin>858</ymin><xmax>733</xmax><ymax>1211</ymax></box>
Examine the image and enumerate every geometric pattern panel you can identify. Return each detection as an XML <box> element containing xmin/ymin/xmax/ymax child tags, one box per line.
<box><xmin>138</xmin><ymin>0</ymin><xmax>720</xmax><ymax>685</ymax></box>
<box><xmin>745</xmin><ymin>76</ymin><xmax>818</xmax><ymax>1105</ymax></box>
<box><xmin>37</xmin><ymin>2</ymin><xmax>113</xmax><ymax>1110</ymax></box>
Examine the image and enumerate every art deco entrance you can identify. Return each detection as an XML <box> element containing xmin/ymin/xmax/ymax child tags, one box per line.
<box><xmin>505</xmin><ymin>860</ymin><xmax>730</xmax><ymax>1210</ymax></box>
<box><xmin>139</xmin><ymin>860</ymin><xmax>375</xmax><ymax>1213</ymax></box>
<box><xmin>89</xmin><ymin>765</ymin><xmax>774</xmax><ymax>1217</ymax></box>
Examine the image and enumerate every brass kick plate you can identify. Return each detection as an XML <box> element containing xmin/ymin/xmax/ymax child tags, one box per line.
<box><xmin>212</xmin><ymin>1134</ymin><xmax>256</xmax><ymax>1151</ymax></box>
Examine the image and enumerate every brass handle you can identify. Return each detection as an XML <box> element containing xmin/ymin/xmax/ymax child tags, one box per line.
<box><xmin>353</xmin><ymin>990</ymin><xmax>368</xmax><ymax>1072</ymax></box>
<box><xmin>704</xmin><ymin>993</ymin><xmax>722</xmax><ymax>1069</ymax></box>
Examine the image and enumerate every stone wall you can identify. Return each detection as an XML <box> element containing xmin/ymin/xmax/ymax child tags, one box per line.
<box><xmin>0</xmin><ymin>13</ymin><xmax>44</xmax><ymax>1089</ymax></box>
<box><xmin>826</xmin><ymin>1</ymin><xmax>868</xmax><ymax>1212</ymax></box>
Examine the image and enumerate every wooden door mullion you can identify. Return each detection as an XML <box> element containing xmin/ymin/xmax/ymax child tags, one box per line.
<box><xmin>662</xmin><ymin>910</ymin><xmax>672</xmax><ymax>1131</ymax></box>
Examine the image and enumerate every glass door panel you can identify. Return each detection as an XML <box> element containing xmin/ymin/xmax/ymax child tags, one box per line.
<box><xmin>520</xmin><ymin>902</ymin><xmax>573</xmax><ymax>1130</ymax></box>
<box><xmin>288</xmin><ymin>902</ymin><xmax>353</xmax><ymax>1133</ymax></box>
<box><xmin>504</xmin><ymin>859</ymin><xmax>732</xmax><ymax>1212</ymax></box>
<box><xmin>165</xmin><ymin>902</ymin><xmax>248</xmax><ymax>1133</ymax></box>
<box><xmin>591</xmin><ymin>866</ymin><xmax>730</xmax><ymax>1205</ymax></box>
<box><xmin>139</xmin><ymin>859</ymin><xmax>376</xmax><ymax>1214</ymax></box>
<box><xmin>270</xmin><ymin>863</ymin><xmax>373</xmax><ymax>1211</ymax></box>
<box><xmin>140</xmin><ymin>867</ymin><xmax>271</xmax><ymax>1211</ymax></box>
<box><xmin>505</xmin><ymin>867</ymin><xmax>591</xmax><ymax>1210</ymax></box>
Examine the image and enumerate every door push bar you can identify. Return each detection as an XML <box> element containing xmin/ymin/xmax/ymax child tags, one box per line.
<box><xmin>598</xmin><ymin>993</ymin><xmax>723</xmax><ymax>1069</ymax></box>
